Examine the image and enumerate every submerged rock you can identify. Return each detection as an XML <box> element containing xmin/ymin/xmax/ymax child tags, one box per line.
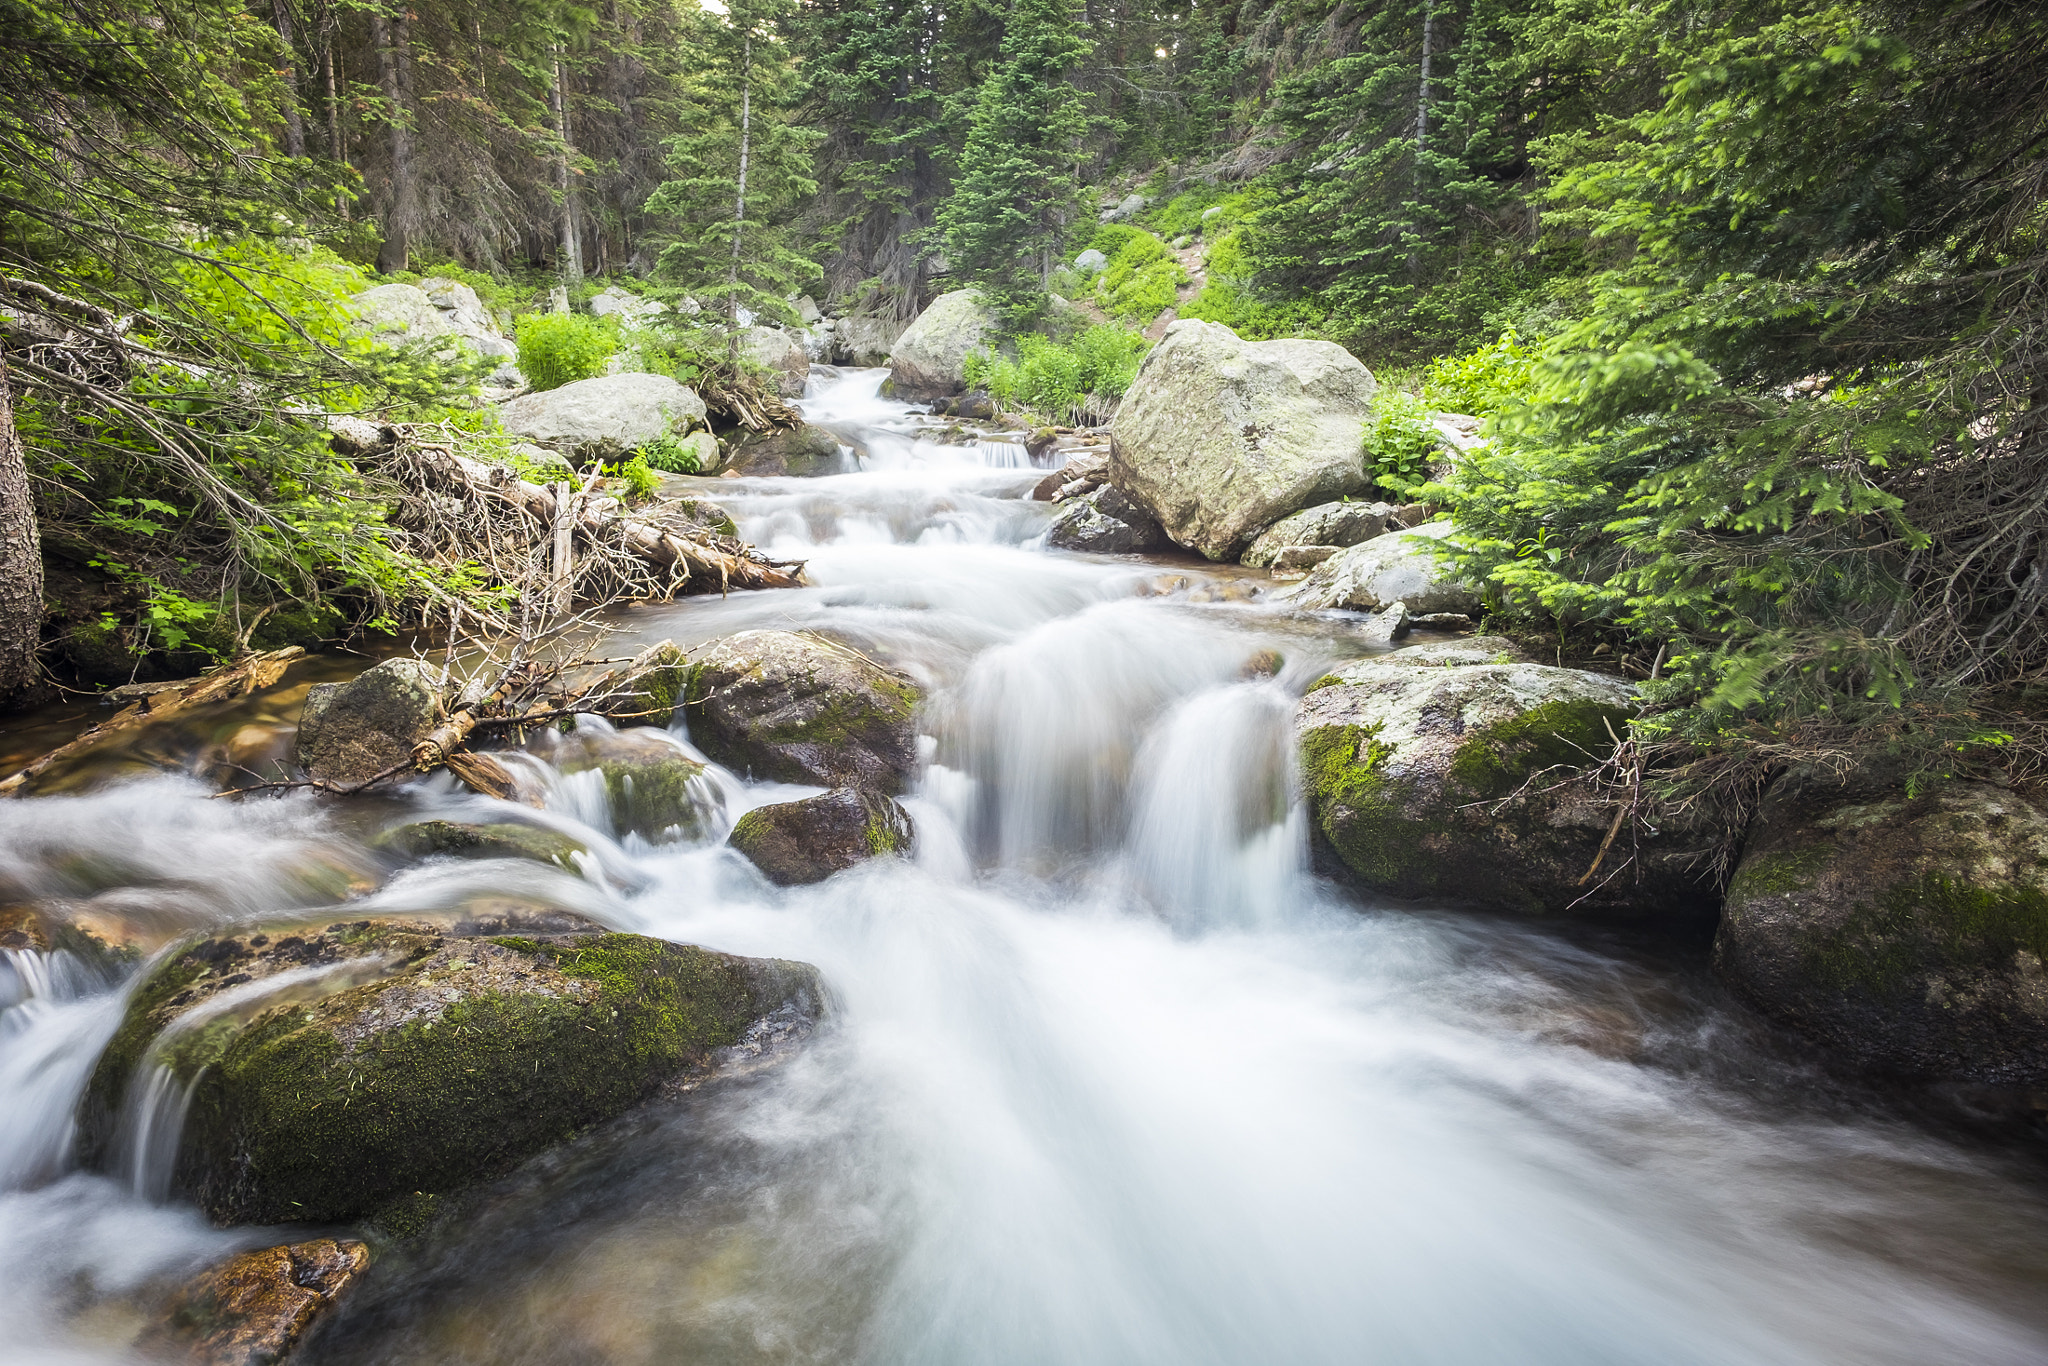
<box><xmin>728</xmin><ymin>788</ymin><xmax>915</xmax><ymax>885</ymax></box>
<box><xmin>1274</xmin><ymin>520</ymin><xmax>1482</xmax><ymax>616</ymax></box>
<box><xmin>1716</xmin><ymin>775</ymin><xmax>2048</xmax><ymax>1083</ymax></box>
<box><xmin>1108</xmin><ymin>319</ymin><xmax>1378</xmax><ymax>560</ymax></box>
<box><xmin>82</xmin><ymin>917</ymin><xmax>822</xmax><ymax>1224</ymax></box>
<box><xmin>295</xmin><ymin>657</ymin><xmax>447</xmax><ymax>786</ymax></box>
<box><xmin>683</xmin><ymin>630</ymin><xmax>922</xmax><ymax>793</ymax></box>
<box><xmin>1044</xmin><ymin>485</ymin><xmax>1169</xmax><ymax>554</ymax></box>
<box><xmin>1241</xmin><ymin>500</ymin><xmax>1401</xmax><ymax>568</ymax></box>
<box><xmin>377</xmin><ymin>819</ymin><xmax>587</xmax><ymax>868</ymax></box>
<box><xmin>725</xmin><ymin>422</ymin><xmax>846</xmax><ymax>477</ymax></box>
<box><xmin>884</xmin><ymin>290</ymin><xmax>998</xmax><ymax>401</ymax></box>
<box><xmin>1296</xmin><ymin>659</ymin><xmax>1714</xmax><ymax>915</ymax></box>
<box><xmin>138</xmin><ymin>1238</ymin><xmax>367</xmax><ymax>1366</ymax></box>
<box><xmin>498</xmin><ymin>373</ymin><xmax>707</xmax><ymax>453</ymax></box>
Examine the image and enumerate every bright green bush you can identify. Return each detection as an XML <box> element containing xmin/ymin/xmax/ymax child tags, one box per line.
<box><xmin>638</xmin><ymin>431</ymin><xmax>702</xmax><ymax>475</ymax></box>
<box><xmin>1362</xmin><ymin>389</ymin><xmax>1439</xmax><ymax>499</ymax></box>
<box><xmin>1422</xmin><ymin>329</ymin><xmax>1539</xmax><ymax>418</ymax></box>
<box><xmin>1094</xmin><ymin>232</ymin><xmax>1186</xmax><ymax>324</ymax></box>
<box><xmin>963</xmin><ymin>324</ymin><xmax>1150</xmax><ymax>425</ymax></box>
<box><xmin>606</xmin><ymin>455</ymin><xmax>661</xmax><ymax>501</ymax></box>
<box><xmin>515</xmin><ymin>314</ymin><xmax>619</xmax><ymax>391</ymax></box>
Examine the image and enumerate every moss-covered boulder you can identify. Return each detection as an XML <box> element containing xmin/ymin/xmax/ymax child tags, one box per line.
<box><xmin>81</xmin><ymin>917</ymin><xmax>822</xmax><ymax>1225</ymax></box>
<box><xmin>1296</xmin><ymin>657</ymin><xmax>1713</xmax><ymax>915</ymax></box>
<box><xmin>729</xmin><ymin>788</ymin><xmax>914</xmax><ymax>886</ymax></box>
<box><xmin>683</xmin><ymin>630</ymin><xmax>922</xmax><ymax>793</ymax></box>
<box><xmin>1715</xmin><ymin>775</ymin><xmax>2048</xmax><ymax>1082</ymax></box>
<box><xmin>590</xmin><ymin>640</ymin><xmax>692</xmax><ymax>726</ymax></box>
<box><xmin>523</xmin><ymin>723</ymin><xmax>718</xmax><ymax>842</ymax></box>
<box><xmin>295</xmin><ymin>658</ymin><xmax>448</xmax><ymax>786</ymax></box>
<box><xmin>376</xmin><ymin>819</ymin><xmax>588</xmax><ymax>868</ymax></box>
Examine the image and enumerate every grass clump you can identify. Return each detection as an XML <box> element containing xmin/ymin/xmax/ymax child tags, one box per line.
<box><xmin>514</xmin><ymin>313</ymin><xmax>619</xmax><ymax>391</ymax></box>
<box><xmin>963</xmin><ymin>324</ymin><xmax>1150</xmax><ymax>426</ymax></box>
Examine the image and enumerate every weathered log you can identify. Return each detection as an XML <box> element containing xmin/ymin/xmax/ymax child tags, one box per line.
<box><xmin>0</xmin><ymin>647</ymin><xmax>305</xmax><ymax>797</ymax></box>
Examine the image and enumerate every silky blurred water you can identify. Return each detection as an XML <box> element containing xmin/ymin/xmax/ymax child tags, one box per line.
<box><xmin>0</xmin><ymin>366</ymin><xmax>2045</xmax><ymax>1365</ymax></box>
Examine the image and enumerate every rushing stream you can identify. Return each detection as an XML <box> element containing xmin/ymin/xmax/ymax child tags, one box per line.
<box><xmin>3</xmin><ymin>367</ymin><xmax>2047</xmax><ymax>1364</ymax></box>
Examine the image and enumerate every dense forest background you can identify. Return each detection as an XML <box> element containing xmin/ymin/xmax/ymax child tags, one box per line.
<box><xmin>4</xmin><ymin>0</ymin><xmax>2046</xmax><ymax>790</ymax></box>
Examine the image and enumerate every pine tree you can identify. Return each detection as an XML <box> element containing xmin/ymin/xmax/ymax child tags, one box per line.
<box><xmin>646</xmin><ymin>0</ymin><xmax>818</xmax><ymax>330</ymax></box>
<box><xmin>937</xmin><ymin>0</ymin><xmax>1091</xmax><ymax>321</ymax></box>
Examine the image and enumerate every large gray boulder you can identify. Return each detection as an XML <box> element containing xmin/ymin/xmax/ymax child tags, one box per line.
<box><xmin>587</xmin><ymin>285</ymin><xmax>667</xmax><ymax>329</ymax></box>
<box><xmin>1044</xmin><ymin>485</ymin><xmax>1168</xmax><ymax>554</ymax></box>
<box><xmin>352</xmin><ymin>280</ymin><xmax>519</xmax><ymax>383</ymax></box>
<box><xmin>1716</xmin><ymin>775</ymin><xmax>2048</xmax><ymax>1083</ymax></box>
<box><xmin>885</xmin><ymin>290</ymin><xmax>998</xmax><ymax>401</ymax></box>
<box><xmin>295</xmin><ymin>657</ymin><xmax>447</xmax><ymax>786</ymax></box>
<box><xmin>830</xmin><ymin>315</ymin><xmax>909</xmax><ymax>367</ymax></box>
<box><xmin>1296</xmin><ymin>656</ymin><xmax>1715</xmax><ymax>915</ymax></box>
<box><xmin>80</xmin><ymin>916</ymin><xmax>820</xmax><ymax>1224</ymax></box>
<box><xmin>726</xmin><ymin>422</ymin><xmax>846</xmax><ymax>477</ymax></box>
<box><xmin>1274</xmin><ymin>520</ymin><xmax>1482</xmax><ymax>615</ymax></box>
<box><xmin>498</xmin><ymin>373</ymin><xmax>707</xmax><ymax>452</ymax></box>
<box><xmin>1108</xmin><ymin>320</ymin><xmax>1378</xmax><ymax>560</ymax></box>
<box><xmin>1241</xmin><ymin>500</ymin><xmax>1401</xmax><ymax>569</ymax></box>
<box><xmin>683</xmin><ymin>631</ymin><xmax>923</xmax><ymax>793</ymax></box>
<box><xmin>736</xmin><ymin>325</ymin><xmax>810</xmax><ymax>397</ymax></box>
<box><xmin>728</xmin><ymin>788</ymin><xmax>914</xmax><ymax>886</ymax></box>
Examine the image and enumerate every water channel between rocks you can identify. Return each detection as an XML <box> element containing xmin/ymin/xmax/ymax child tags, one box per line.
<box><xmin>3</xmin><ymin>368</ymin><xmax>2047</xmax><ymax>1365</ymax></box>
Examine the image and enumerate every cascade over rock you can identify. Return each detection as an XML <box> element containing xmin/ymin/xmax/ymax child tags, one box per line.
<box><xmin>728</xmin><ymin>788</ymin><xmax>915</xmax><ymax>885</ymax></box>
<box><xmin>683</xmin><ymin>630</ymin><xmax>923</xmax><ymax>792</ymax></box>
<box><xmin>1296</xmin><ymin>650</ymin><xmax>1715</xmax><ymax>915</ymax></box>
<box><xmin>498</xmin><ymin>373</ymin><xmax>707</xmax><ymax>452</ymax></box>
<box><xmin>884</xmin><ymin>290</ymin><xmax>998</xmax><ymax>401</ymax></box>
<box><xmin>1275</xmin><ymin>521</ymin><xmax>1482</xmax><ymax>615</ymax></box>
<box><xmin>1715</xmin><ymin>774</ymin><xmax>2048</xmax><ymax>1083</ymax></box>
<box><xmin>1108</xmin><ymin>320</ymin><xmax>1379</xmax><ymax>560</ymax></box>
<box><xmin>79</xmin><ymin>916</ymin><xmax>822</xmax><ymax>1225</ymax></box>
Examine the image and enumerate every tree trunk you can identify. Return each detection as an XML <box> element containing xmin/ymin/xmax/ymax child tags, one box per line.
<box><xmin>1409</xmin><ymin>0</ymin><xmax>1434</xmax><ymax>273</ymax></box>
<box><xmin>553</xmin><ymin>50</ymin><xmax>584</xmax><ymax>281</ymax></box>
<box><xmin>370</xmin><ymin>4</ymin><xmax>417</xmax><ymax>273</ymax></box>
<box><xmin>0</xmin><ymin>359</ymin><xmax>45</xmax><ymax>706</ymax></box>
<box><xmin>270</xmin><ymin>0</ymin><xmax>307</xmax><ymax>159</ymax></box>
<box><xmin>727</xmin><ymin>31</ymin><xmax>753</xmax><ymax>335</ymax></box>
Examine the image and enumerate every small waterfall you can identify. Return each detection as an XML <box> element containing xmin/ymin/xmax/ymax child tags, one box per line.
<box><xmin>0</xmin><ymin>948</ymin><xmax>124</xmax><ymax>1190</ymax></box>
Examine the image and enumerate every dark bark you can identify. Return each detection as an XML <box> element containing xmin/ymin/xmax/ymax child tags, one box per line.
<box><xmin>370</xmin><ymin>4</ymin><xmax>418</xmax><ymax>273</ymax></box>
<box><xmin>270</xmin><ymin>0</ymin><xmax>307</xmax><ymax>159</ymax></box>
<box><xmin>0</xmin><ymin>359</ymin><xmax>45</xmax><ymax>706</ymax></box>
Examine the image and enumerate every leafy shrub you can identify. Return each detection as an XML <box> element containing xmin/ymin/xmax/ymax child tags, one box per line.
<box><xmin>1094</xmin><ymin>232</ymin><xmax>1186</xmax><ymax>323</ymax></box>
<box><xmin>606</xmin><ymin>455</ymin><xmax>661</xmax><ymax>501</ymax></box>
<box><xmin>1362</xmin><ymin>388</ymin><xmax>1439</xmax><ymax>499</ymax></box>
<box><xmin>963</xmin><ymin>325</ymin><xmax>1149</xmax><ymax>425</ymax></box>
<box><xmin>1422</xmin><ymin>329</ymin><xmax>1539</xmax><ymax>418</ymax></box>
<box><xmin>639</xmin><ymin>431</ymin><xmax>702</xmax><ymax>474</ymax></box>
<box><xmin>1085</xmin><ymin>222</ymin><xmax>1148</xmax><ymax>258</ymax></box>
<box><xmin>1146</xmin><ymin>187</ymin><xmax>1249</xmax><ymax>239</ymax></box>
<box><xmin>515</xmin><ymin>313</ymin><xmax>619</xmax><ymax>391</ymax></box>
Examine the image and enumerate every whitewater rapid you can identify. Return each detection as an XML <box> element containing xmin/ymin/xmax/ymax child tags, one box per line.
<box><xmin>1</xmin><ymin>368</ymin><xmax>2046</xmax><ymax>1365</ymax></box>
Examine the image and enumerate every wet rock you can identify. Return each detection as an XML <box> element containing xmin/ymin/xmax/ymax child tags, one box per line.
<box><xmin>1031</xmin><ymin>454</ymin><xmax>1108</xmax><ymax>502</ymax></box>
<box><xmin>1296</xmin><ymin>660</ymin><xmax>1715</xmax><ymax>916</ymax></box>
<box><xmin>498</xmin><ymin>373</ymin><xmax>707</xmax><ymax>453</ymax></box>
<box><xmin>592</xmin><ymin>640</ymin><xmax>691</xmax><ymax>726</ymax></box>
<box><xmin>725</xmin><ymin>422</ymin><xmax>846</xmax><ymax>477</ymax></box>
<box><xmin>1271</xmin><ymin>545</ymin><xmax>1338</xmax><ymax>572</ymax></box>
<box><xmin>1044</xmin><ymin>485</ymin><xmax>1169</xmax><ymax>554</ymax></box>
<box><xmin>1241</xmin><ymin>500</ymin><xmax>1401</xmax><ymax>569</ymax></box>
<box><xmin>82</xmin><ymin>917</ymin><xmax>823</xmax><ymax>1224</ymax></box>
<box><xmin>524</xmin><ymin>724</ymin><xmax>715</xmax><ymax>841</ymax></box>
<box><xmin>1275</xmin><ymin>520</ymin><xmax>1482</xmax><ymax>616</ymax></box>
<box><xmin>728</xmin><ymin>788</ymin><xmax>914</xmax><ymax>886</ymax></box>
<box><xmin>377</xmin><ymin>819</ymin><xmax>587</xmax><ymax>868</ymax></box>
<box><xmin>735</xmin><ymin>325</ymin><xmax>810</xmax><ymax>397</ymax></box>
<box><xmin>1025</xmin><ymin>427</ymin><xmax>1062</xmax><ymax>461</ymax></box>
<box><xmin>683</xmin><ymin>630</ymin><xmax>922</xmax><ymax>793</ymax></box>
<box><xmin>1715</xmin><ymin>775</ymin><xmax>2048</xmax><ymax>1083</ymax></box>
<box><xmin>295</xmin><ymin>658</ymin><xmax>447</xmax><ymax>786</ymax></box>
<box><xmin>827</xmin><ymin>315</ymin><xmax>909</xmax><ymax>367</ymax></box>
<box><xmin>0</xmin><ymin>905</ymin><xmax>144</xmax><ymax>973</ymax></box>
<box><xmin>138</xmin><ymin>1238</ymin><xmax>367</xmax><ymax>1366</ymax></box>
<box><xmin>1109</xmin><ymin>320</ymin><xmax>1378</xmax><ymax>560</ymax></box>
<box><xmin>884</xmin><ymin>289</ymin><xmax>998</xmax><ymax>401</ymax></box>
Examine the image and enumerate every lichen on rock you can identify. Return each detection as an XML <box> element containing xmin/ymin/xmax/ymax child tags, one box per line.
<box><xmin>728</xmin><ymin>787</ymin><xmax>915</xmax><ymax>885</ymax></box>
<box><xmin>82</xmin><ymin>917</ymin><xmax>823</xmax><ymax>1225</ymax></box>
<box><xmin>1715</xmin><ymin>773</ymin><xmax>2048</xmax><ymax>1082</ymax></box>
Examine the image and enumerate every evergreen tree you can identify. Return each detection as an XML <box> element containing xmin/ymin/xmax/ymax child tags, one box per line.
<box><xmin>647</xmin><ymin>0</ymin><xmax>818</xmax><ymax>329</ymax></box>
<box><xmin>938</xmin><ymin>0</ymin><xmax>1092</xmax><ymax>320</ymax></box>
